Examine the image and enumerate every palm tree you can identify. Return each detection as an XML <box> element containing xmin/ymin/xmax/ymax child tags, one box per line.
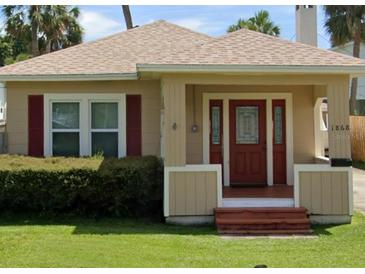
<box><xmin>42</xmin><ymin>6</ymin><xmax>82</xmax><ymax>53</ymax></box>
<box><xmin>122</xmin><ymin>5</ymin><xmax>133</xmax><ymax>29</ymax></box>
<box><xmin>228</xmin><ymin>10</ymin><xmax>280</xmax><ymax>36</ymax></box>
<box><xmin>2</xmin><ymin>5</ymin><xmax>83</xmax><ymax>57</ymax></box>
<box><xmin>324</xmin><ymin>6</ymin><xmax>365</xmax><ymax>114</ymax></box>
<box><xmin>29</xmin><ymin>5</ymin><xmax>42</xmax><ymax>56</ymax></box>
<box><xmin>2</xmin><ymin>6</ymin><xmax>32</xmax><ymax>55</ymax></box>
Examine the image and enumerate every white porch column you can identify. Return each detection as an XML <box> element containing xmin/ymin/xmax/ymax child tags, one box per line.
<box><xmin>326</xmin><ymin>81</ymin><xmax>351</xmax><ymax>163</ymax></box>
<box><xmin>161</xmin><ymin>78</ymin><xmax>186</xmax><ymax>167</ymax></box>
<box><xmin>0</xmin><ymin>82</ymin><xmax>6</xmax><ymax>121</ymax></box>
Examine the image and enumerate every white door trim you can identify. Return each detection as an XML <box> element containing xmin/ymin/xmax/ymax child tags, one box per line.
<box><xmin>203</xmin><ymin>93</ymin><xmax>294</xmax><ymax>186</ymax></box>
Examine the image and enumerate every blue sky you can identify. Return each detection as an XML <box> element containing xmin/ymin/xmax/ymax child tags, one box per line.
<box><xmin>1</xmin><ymin>5</ymin><xmax>332</xmax><ymax>49</ymax></box>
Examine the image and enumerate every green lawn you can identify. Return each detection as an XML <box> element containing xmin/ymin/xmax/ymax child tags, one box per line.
<box><xmin>0</xmin><ymin>213</ymin><xmax>365</xmax><ymax>267</ymax></box>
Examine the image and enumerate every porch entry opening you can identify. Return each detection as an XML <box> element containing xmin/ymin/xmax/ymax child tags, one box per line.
<box><xmin>209</xmin><ymin>98</ymin><xmax>287</xmax><ymax>186</ymax></box>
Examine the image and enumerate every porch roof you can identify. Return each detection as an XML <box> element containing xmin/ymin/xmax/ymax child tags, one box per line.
<box><xmin>1</xmin><ymin>20</ymin><xmax>365</xmax><ymax>81</ymax></box>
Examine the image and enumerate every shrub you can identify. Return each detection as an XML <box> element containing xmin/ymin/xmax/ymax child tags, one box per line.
<box><xmin>0</xmin><ymin>156</ymin><xmax>163</xmax><ymax>217</ymax></box>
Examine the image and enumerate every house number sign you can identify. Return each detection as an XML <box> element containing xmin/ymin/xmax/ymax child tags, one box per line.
<box><xmin>331</xmin><ymin>124</ymin><xmax>350</xmax><ymax>131</ymax></box>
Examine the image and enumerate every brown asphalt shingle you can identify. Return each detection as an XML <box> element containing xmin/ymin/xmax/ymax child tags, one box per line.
<box><xmin>0</xmin><ymin>20</ymin><xmax>364</xmax><ymax>77</ymax></box>
<box><xmin>144</xmin><ymin>26</ymin><xmax>365</xmax><ymax>67</ymax></box>
<box><xmin>0</xmin><ymin>20</ymin><xmax>212</xmax><ymax>76</ymax></box>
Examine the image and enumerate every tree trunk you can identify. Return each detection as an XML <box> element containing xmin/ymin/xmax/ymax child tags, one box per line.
<box><xmin>45</xmin><ymin>40</ymin><xmax>52</xmax><ymax>54</ymax></box>
<box><xmin>122</xmin><ymin>5</ymin><xmax>133</xmax><ymax>29</ymax></box>
<box><xmin>349</xmin><ymin>29</ymin><xmax>361</xmax><ymax>115</ymax></box>
<box><xmin>30</xmin><ymin>6</ymin><xmax>40</xmax><ymax>57</ymax></box>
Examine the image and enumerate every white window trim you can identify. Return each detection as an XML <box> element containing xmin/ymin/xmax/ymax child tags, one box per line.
<box><xmin>50</xmin><ymin>100</ymin><xmax>81</xmax><ymax>156</ymax></box>
<box><xmin>44</xmin><ymin>93</ymin><xmax>126</xmax><ymax>158</ymax></box>
<box><xmin>88</xmin><ymin>100</ymin><xmax>123</xmax><ymax>158</ymax></box>
<box><xmin>202</xmin><ymin>93</ymin><xmax>294</xmax><ymax>187</ymax></box>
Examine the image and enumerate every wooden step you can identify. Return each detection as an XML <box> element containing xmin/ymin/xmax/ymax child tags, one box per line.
<box><xmin>215</xmin><ymin>207</ymin><xmax>308</xmax><ymax>213</ymax></box>
<box><xmin>218</xmin><ymin>229</ymin><xmax>313</xmax><ymax>235</ymax></box>
<box><xmin>215</xmin><ymin>207</ymin><xmax>312</xmax><ymax>235</ymax></box>
<box><xmin>215</xmin><ymin>207</ymin><xmax>308</xmax><ymax>220</ymax></box>
<box><xmin>217</xmin><ymin>223</ymin><xmax>311</xmax><ymax>231</ymax></box>
<box><xmin>216</xmin><ymin>218</ymin><xmax>310</xmax><ymax>225</ymax></box>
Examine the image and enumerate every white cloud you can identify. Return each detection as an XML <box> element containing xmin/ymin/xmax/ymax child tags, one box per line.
<box><xmin>171</xmin><ymin>18</ymin><xmax>223</xmax><ymax>36</ymax></box>
<box><xmin>171</xmin><ymin>18</ymin><xmax>205</xmax><ymax>31</ymax></box>
<box><xmin>79</xmin><ymin>10</ymin><xmax>123</xmax><ymax>42</ymax></box>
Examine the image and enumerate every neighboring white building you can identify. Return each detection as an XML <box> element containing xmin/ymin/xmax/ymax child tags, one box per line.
<box><xmin>331</xmin><ymin>42</ymin><xmax>365</xmax><ymax>100</ymax></box>
<box><xmin>0</xmin><ymin>83</ymin><xmax>5</xmax><ymax>122</ymax></box>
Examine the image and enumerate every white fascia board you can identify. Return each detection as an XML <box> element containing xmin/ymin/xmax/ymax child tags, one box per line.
<box><xmin>136</xmin><ymin>64</ymin><xmax>365</xmax><ymax>75</ymax></box>
<box><xmin>0</xmin><ymin>73</ymin><xmax>138</xmax><ymax>82</ymax></box>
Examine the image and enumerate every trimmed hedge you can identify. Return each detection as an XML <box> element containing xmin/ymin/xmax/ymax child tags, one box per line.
<box><xmin>0</xmin><ymin>156</ymin><xmax>163</xmax><ymax>217</ymax></box>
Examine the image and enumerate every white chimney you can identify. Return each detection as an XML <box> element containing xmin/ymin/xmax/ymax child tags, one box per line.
<box><xmin>295</xmin><ymin>5</ymin><xmax>317</xmax><ymax>47</ymax></box>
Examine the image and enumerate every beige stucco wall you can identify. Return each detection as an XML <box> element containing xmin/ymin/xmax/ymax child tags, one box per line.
<box><xmin>168</xmin><ymin>170</ymin><xmax>218</xmax><ymax>216</ymax></box>
<box><xmin>6</xmin><ymin>81</ymin><xmax>161</xmax><ymax>156</ymax></box>
<box><xmin>186</xmin><ymin>84</ymin><xmax>316</xmax><ymax>165</ymax></box>
<box><xmin>299</xmin><ymin>170</ymin><xmax>350</xmax><ymax>215</ymax></box>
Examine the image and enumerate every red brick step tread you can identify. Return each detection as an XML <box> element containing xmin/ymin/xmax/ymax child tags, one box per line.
<box><xmin>218</xmin><ymin>229</ymin><xmax>313</xmax><ymax>235</ymax></box>
<box><xmin>216</xmin><ymin>218</ymin><xmax>310</xmax><ymax>225</ymax></box>
<box><xmin>215</xmin><ymin>207</ymin><xmax>308</xmax><ymax>213</ymax></box>
<box><xmin>214</xmin><ymin>206</ymin><xmax>311</xmax><ymax>235</ymax></box>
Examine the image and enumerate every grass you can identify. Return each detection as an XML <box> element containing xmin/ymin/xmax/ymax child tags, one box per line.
<box><xmin>0</xmin><ymin>213</ymin><xmax>365</xmax><ymax>267</ymax></box>
<box><xmin>0</xmin><ymin>154</ymin><xmax>103</xmax><ymax>171</ymax></box>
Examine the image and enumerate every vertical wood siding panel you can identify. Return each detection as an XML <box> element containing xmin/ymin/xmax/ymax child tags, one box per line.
<box><xmin>174</xmin><ymin>172</ymin><xmax>186</xmax><ymax>215</ymax></box>
<box><xmin>168</xmin><ymin>171</ymin><xmax>217</xmax><ymax>216</ymax></box>
<box><xmin>327</xmin><ymin>81</ymin><xmax>351</xmax><ymax>159</ymax></box>
<box><xmin>331</xmin><ymin>172</ymin><xmax>343</xmax><ymax>214</ymax></box>
<box><xmin>341</xmin><ymin>172</ymin><xmax>349</xmax><ymax>214</ymax></box>
<box><xmin>169</xmin><ymin>172</ymin><xmax>176</xmax><ymax>216</ymax></box>
<box><xmin>195</xmin><ymin>172</ymin><xmax>207</xmax><ymax>214</ymax></box>
<box><xmin>163</xmin><ymin>80</ymin><xmax>186</xmax><ymax>166</ymax></box>
<box><xmin>311</xmin><ymin>172</ymin><xmax>322</xmax><ymax>214</ymax></box>
<box><xmin>299</xmin><ymin>172</ymin><xmax>312</xmax><ymax>213</ymax></box>
<box><xmin>299</xmin><ymin>171</ymin><xmax>349</xmax><ymax>215</ymax></box>
<box><xmin>186</xmin><ymin>172</ymin><xmax>196</xmax><ymax>215</ymax></box>
<box><xmin>206</xmin><ymin>172</ymin><xmax>217</xmax><ymax>215</ymax></box>
<box><xmin>321</xmin><ymin>172</ymin><xmax>332</xmax><ymax>214</ymax></box>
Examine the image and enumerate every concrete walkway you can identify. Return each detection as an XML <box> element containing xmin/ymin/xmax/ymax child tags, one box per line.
<box><xmin>353</xmin><ymin>168</ymin><xmax>365</xmax><ymax>212</ymax></box>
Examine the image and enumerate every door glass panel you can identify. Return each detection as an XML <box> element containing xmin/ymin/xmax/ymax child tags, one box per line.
<box><xmin>91</xmin><ymin>102</ymin><xmax>118</xmax><ymax>129</ymax></box>
<box><xmin>53</xmin><ymin>132</ymin><xmax>80</xmax><ymax>156</ymax></box>
<box><xmin>52</xmin><ymin>102</ymin><xmax>79</xmax><ymax>129</ymax></box>
<box><xmin>274</xmin><ymin>106</ymin><xmax>283</xmax><ymax>144</ymax></box>
<box><xmin>211</xmin><ymin>106</ymin><xmax>221</xmax><ymax>145</ymax></box>
<box><xmin>92</xmin><ymin>132</ymin><xmax>118</xmax><ymax>157</ymax></box>
<box><xmin>236</xmin><ymin>106</ymin><xmax>259</xmax><ymax>144</ymax></box>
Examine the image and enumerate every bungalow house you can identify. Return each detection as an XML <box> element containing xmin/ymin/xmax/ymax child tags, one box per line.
<box><xmin>0</xmin><ymin>18</ymin><xmax>365</xmax><ymax>234</ymax></box>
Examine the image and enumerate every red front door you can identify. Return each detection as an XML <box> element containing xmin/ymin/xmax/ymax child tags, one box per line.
<box><xmin>229</xmin><ymin>100</ymin><xmax>267</xmax><ymax>186</ymax></box>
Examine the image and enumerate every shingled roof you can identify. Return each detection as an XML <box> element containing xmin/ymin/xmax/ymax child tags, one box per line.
<box><xmin>0</xmin><ymin>19</ymin><xmax>365</xmax><ymax>79</ymax></box>
<box><xmin>142</xmin><ymin>27</ymin><xmax>365</xmax><ymax>67</ymax></box>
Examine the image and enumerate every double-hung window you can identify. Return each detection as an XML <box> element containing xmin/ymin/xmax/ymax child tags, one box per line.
<box><xmin>44</xmin><ymin>94</ymin><xmax>126</xmax><ymax>158</ymax></box>
<box><xmin>90</xmin><ymin>102</ymin><xmax>119</xmax><ymax>157</ymax></box>
<box><xmin>51</xmin><ymin>102</ymin><xmax>80</xmax><ymax>156</ymax></box>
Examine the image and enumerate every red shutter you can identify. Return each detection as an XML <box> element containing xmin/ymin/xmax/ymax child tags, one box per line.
<box><xmin>126</xmin><ymin>95</ymin><xmax>142</xmax><ymax>156</ymax></box>
<box><xmin>28</xmin><ymin>95</ymin><xmax>44</xmax><ymax>157</ymax></box>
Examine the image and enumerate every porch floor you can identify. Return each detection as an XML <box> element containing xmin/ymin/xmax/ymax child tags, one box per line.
<box><xmin>223</xmin><ymin>185</ymin><xmax>293</xmax><ymax>198</ymax></box>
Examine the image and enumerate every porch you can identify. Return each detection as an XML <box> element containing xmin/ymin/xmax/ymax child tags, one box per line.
<box><xmin>161</xmin><ymin>74</ymin><xmax>353</xmax><ymax>227</ymax></box>
<box><xmin>223</xmin><ymin>185</ymin><xmax>293</xmax><ymax>198</ymax></box>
